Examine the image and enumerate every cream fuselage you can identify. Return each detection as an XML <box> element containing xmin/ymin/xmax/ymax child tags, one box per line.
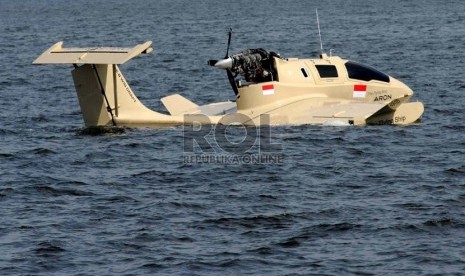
<box><xmin>234</xmin><ymin>54</ymin><xmax>416</xmax><ymax>125</ymax></box>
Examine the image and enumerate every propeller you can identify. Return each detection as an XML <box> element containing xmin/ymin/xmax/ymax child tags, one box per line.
<box><xmin>208</xmin><ymin>28</ymin><xmax>239</xmax><ymax>95</ymax></box>
<box><xmin>207</xmin><ymin>27</ymin><xmax>233</xmax><ymax>66</ymax></box>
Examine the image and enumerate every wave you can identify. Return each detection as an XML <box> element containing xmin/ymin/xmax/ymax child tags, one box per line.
<box><xmin>31</xmin><ymin>185</ymin><xmax>94</xmax><ymax>197</ymax></box>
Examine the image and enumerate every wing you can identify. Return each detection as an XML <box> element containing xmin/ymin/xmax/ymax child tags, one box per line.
<box><xmin>309</xmin><ymin>102</ymin><xmax>386</xmax><ymax>125</ymax></box>
<box><xmin>260</xmin><ymin>95</ymin><xmax>388</xmax><ymax>125</ymax></box>
<box><xmin>290</xmin><ymin>99</ymin><xmax>423</xmax><ymax>126</ymax></box>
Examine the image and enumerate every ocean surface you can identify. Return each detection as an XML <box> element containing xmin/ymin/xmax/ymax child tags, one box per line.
<box><xmin>1</xmin><ymin>0</ymin><xmax>465</xmax><ymax>275</ymax></box>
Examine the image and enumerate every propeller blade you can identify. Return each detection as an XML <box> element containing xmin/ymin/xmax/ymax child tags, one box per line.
<box><xmin>227</xmin><ymin>70</ymin><xmax>239</xmax><ymax>95</ymax></box>
<box><xmin>225</xmin><ymin>27</ymin><xmax>232</xmax><ymax>58</ymax></box>
<box><xmin>208</xmin><ymin>28</ymin><xmax>238</xmax><ymax>96</ymax></box>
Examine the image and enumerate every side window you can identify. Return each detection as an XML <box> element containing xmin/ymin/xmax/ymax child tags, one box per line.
<box><xmin>301</xmin><ymin>68</ymin><xmax>308</xmax><ymax>78</ymax></box>
<box><xmin>315</xmin><ymin>65</ymin><xmax>338</xmax><ymax>78</ymax></box>
<box><xmin>345</xmin><ymin>61</ymin><xmax>390</xmax><ymax>83</ymax></box>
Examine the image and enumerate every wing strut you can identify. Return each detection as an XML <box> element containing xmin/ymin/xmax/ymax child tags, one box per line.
<box><xmin>92</xmin><ymin>65</ymin><xmax>116</xmax><ymax>126</ymax></box>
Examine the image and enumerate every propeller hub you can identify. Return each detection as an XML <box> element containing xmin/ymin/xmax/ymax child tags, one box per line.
<box><xmin>214</xmin><ymin>57</ymin><xmax>233</xmax><ymax>70</ymax></box>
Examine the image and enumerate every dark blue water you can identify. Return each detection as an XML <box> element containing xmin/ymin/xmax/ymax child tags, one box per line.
<box><xmin>1</xmin><ymin>0</ymin><xmax>465</xmax><ymax>275</ymax></box>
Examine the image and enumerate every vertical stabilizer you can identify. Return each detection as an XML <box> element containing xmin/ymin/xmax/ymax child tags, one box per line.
<box><xmin>72</xmin><ymin>64</ymin><xmax>112</xmax><ymax>126</ymax></box>
<box><xmin>72</xmin><ymin>64</ymin><xmax>165</xmax><ymax>127</ymax></box>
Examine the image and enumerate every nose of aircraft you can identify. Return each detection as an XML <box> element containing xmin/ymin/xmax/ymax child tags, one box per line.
<box><xmin>390</xmin><ymin>76</ymin><xmax>414</xmax><ymax>97</ymax></box>
<box><xmin>401</xmin><ymin>81</ymin><xmax>414</xmax><ymax>97</ymax></box>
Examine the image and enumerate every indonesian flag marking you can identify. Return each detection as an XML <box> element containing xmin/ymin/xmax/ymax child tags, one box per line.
<box><xmin>353</xmin><ymin>84</ymin><xmax>367</xmax><ymax>98</ymax></box>
<box><xmin>262</xmin><ymin>84</ymin><xmax>275</xmax><ymax>96</ymax></box>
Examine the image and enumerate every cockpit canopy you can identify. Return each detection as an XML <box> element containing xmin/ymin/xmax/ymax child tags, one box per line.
<box><xmin>313</xmin><ymin>61</ymin><xmax>390</xmax><ymax>82</ymax></box>
<box><xmin>344</xmin><ymin>61</ymin><xmax>390</xmax><ymax>83</ymax></box>
<box><xmin>227</xmin><ymin>49</ymin><xmax>390</xmax><ymax>87</ymax></box>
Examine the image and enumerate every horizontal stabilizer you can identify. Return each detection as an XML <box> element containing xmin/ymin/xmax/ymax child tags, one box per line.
<box><xmin>161</xmin><ymin>94</ymin><xmax>199</xmax><ymax>115</ymax></box>
<box><xmin>33</xmin><ymin>41</ymin><xmax>153</xmax><ymax>65</ymax></box>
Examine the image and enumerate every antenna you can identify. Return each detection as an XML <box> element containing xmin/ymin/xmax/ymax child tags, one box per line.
<box><xmin>316</xmin><ymin>8</ymin><xmax>324</xmax><ymax>54</ymax></box>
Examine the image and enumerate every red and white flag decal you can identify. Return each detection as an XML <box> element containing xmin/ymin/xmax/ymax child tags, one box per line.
<box><xmin>353</xmin><ymin>84</ymin><xmax>367</xmax><ymax>98</ymax></box>
<box><xmin>262</xmin><ymin>84</ymin><xmax>275</xmax><ymax>96</ymax></box>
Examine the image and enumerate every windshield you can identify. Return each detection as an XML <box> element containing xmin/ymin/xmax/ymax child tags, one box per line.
<box><xmin>345</xmin><ymin>61</ymin><xmax>390</xmax><ymax>83</ymax></box>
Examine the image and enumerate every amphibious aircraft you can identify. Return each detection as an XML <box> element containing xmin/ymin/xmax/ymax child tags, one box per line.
<box><xmin>33</xmin><ymin>32</ymin><xmax>423</xmax><ymax>127</ymax></box>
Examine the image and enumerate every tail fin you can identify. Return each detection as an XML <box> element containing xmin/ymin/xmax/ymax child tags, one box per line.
<box><xmin>72</xmin><ymin>64</ymin><xmax>159</xmax><ymax>126</ymax></box>
<box><xmin>33</xmin><ymin>41</ymin><xmax>174</xmax><ymax>127</ymax></box>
